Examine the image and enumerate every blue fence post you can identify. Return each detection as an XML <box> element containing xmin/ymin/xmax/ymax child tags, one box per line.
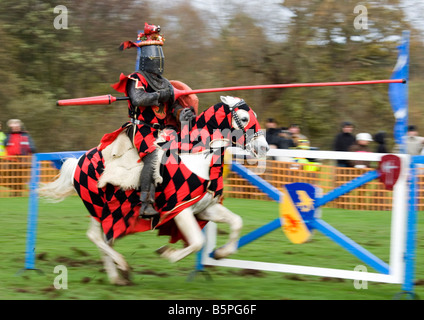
<box><xmin>24</xmin><ymin>154</ymin><xmax>41</xmax><ymax>270</ymax></box>
<box><xmin>401</xmin><ymin>156</ymin><xmax>419</xmax><ymax>296</ymax></box>
<box><xmin>21</xmin><ymin>151</ymin><xmax>86</xmax><ymax>273</ymax></box>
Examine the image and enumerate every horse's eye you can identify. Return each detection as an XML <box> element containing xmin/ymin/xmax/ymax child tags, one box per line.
<box><xmin>241</xmin><ymin>117</ymin><xmax>249</xmax><ymax>122</ymax></box>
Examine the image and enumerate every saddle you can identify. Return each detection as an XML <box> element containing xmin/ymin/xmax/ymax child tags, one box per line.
<box><xmin>98</xmin><ymin>131</ymin><xmax>163</xmax><ymax>190</ymax></box>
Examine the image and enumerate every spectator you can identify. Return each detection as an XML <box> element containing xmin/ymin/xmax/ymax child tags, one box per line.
<box><xmin>4</xmin><ymin>119</ymin><xmax>36</xmax><ymax>197</ymax></box>
<box><xmin>278</xmin><ymin>127</ymin><xmax>296</xmax><ymax>149</ymax></box>
<box><xmin>265</xmin><ymin>118</ymin><xmax>282</xmax><ymax>149</ymax></box>
<box><xmin>0</xmin><ymin>121</ymin><xmax>6</xmax><ymax>156</ymax></box>
<box><xmin>333</xmin><ymin>121</ymin><xmax>356</xmax><ymax>167</ymax></box>
<box><xmin>5</xmin><ymin>119</ymin><xmax>36</xmax><ymax>156</ymax></box>
<box><xmin>349</xmin><ymin>133</ymin><xmax>373</xmax><ymax>168</ymax></box>
<box><xmin>288</xmin><ymin>124</ymin><xmax>307</xmax><ymax>147</ymax></box>
<box><xmin>374</xmin><ymin>131</ymin><xmax>388</xmax><ymax>153</ymax></box>
<box><xmin>405</xmin><ymin>125</ymin><xmax>424</xmax><ymax>155</ymax></box>
<box><xmin>291</xmin><ymin>138</ymin><xmax>321</xmax><ymax>172</ymax></box>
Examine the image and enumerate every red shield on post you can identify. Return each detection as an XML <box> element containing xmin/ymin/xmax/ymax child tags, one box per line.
<box><xmin>378</xmin><ymin>154</ymin><xmax>401</xmax><ymax>190</ymax></box>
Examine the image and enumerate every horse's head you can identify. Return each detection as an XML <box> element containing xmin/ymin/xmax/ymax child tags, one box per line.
<box><xmin>220</xmin><ymin>96</ymin><xmax>269</xmax><ymax>158</ymax></box>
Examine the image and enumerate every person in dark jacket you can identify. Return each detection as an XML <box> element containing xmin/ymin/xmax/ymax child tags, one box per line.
<box><xmin>278</xmin><ymin>127</ymin><xmax>296</xmax><ymax>149</ymax></box>
<box><xmin>265</xmin><ymin>118</ymin><xmax>281</xmax><ymax>148</ymax></box>
<box><xmin>374</xmin><ymin>131</ymin><xmax>388</xmax><ymax>153</ymax></box>
<box><xmin>333</xmin><ymin>121</ymin><xmax>355</xmax><ymax>167</ymax></box>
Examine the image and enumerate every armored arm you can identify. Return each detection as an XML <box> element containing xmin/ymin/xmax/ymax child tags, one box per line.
<box><xmin>126</xmin><ymin>78</ymin><xmax>160</xmax><ymax>107</ymax></box>
<box><xmin>127</xmin><ymin>78</ymin><xmax>173</xmax><ymax>107</ymax></box>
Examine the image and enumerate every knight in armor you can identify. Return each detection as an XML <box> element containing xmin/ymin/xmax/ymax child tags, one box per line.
<box><xmin>111</xmin><ymin>23</ymin><xmax>196</xmax><ymax>218</ymax></box>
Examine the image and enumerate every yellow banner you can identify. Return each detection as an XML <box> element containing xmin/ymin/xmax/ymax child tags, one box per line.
<box><xmin>279</xmin><ymin>186</ymin><xmax>312</xmax><ymax>244</ymax></box>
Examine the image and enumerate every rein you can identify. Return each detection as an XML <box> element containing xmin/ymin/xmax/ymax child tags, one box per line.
<box><xmin>229</xmin><ymin>102</ymin><xmax>264</xmax><ymax>148</ymax></box>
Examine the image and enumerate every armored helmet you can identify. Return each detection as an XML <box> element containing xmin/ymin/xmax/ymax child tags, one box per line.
<box><xmin>119</xmin><ymin>23</ymin><xmax>165</xmax><ymax>75</ymax></box>
<box><xmin>137</xmin><ymin>45</ymin><xmax>165</xmax><ymax>75</ymax></box>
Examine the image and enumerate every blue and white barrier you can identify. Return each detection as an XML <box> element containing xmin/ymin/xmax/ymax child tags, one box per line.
<box><xmin>197</xmin><ymin>149</ymin><xmax>416</xmax><ymax>295</ymax></box>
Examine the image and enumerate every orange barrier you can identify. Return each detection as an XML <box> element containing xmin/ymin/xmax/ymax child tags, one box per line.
<box><xmin>225</xmin><ymin>160</ymin><xmax>400</xmax><ymax>211</ymax></box>
<box><xmin>0</xmin><ymin>156</ymin><xmax>58</xmax><ymax>198</ymax></box>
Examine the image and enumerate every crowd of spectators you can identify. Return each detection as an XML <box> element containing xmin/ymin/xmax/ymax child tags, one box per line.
<box><xmin>265</xmin><ymin>118</ymin><xmax>424</xmax><ymax>169</ymax></box>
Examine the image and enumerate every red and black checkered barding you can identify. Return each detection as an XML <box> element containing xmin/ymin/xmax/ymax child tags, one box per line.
<box><xmin>155</xmin><ymin>151</ymin><xmax>209</xmax><ymax>217</ymax></box>
<box><xmin>73</xmin><ymin>146</ymin><xmax>211</xmax><ymax>243</ymax></box>
<box><xmin>73</xmin><ymin>147</ymin><xmax>105</xmax><ymax>220</ymax></box>
<box><xmin>73</xmin><ymin>148</ymin><xmax>152</xmax><ymax>241</ymax></box>
<box><xmin>72</xmin><ymin>100</ymin><xmax>261</xmax><ymax>243</ymax></box>
<box><xmin>184</xmin><ymin>101</ymin><xmax>261</xmax><ymax>152</ymax></box>
<box><xmin>184</xmin><ymin>103</ymin><xmax>233</xmax><ymax>151</ymax></box>
<box><xmin>154</xmin><ymin>150</ymin><xmax>211</xmax><ymax>240</ymax></box>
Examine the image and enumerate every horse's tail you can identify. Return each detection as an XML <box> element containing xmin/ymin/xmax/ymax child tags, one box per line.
<box><xmin>38</xmin><ymin>157</ymin><xmax>79</xmax><ymax>202</ymax></box>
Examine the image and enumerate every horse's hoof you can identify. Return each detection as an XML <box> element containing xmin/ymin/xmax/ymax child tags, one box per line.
<box><xmin>120</xmin><ymin>269</ymin><xmax>132</xmax><ymax>282</ymax></box>
<box><xmin>112</xmin><ymin>277</ymin><xmax>133</xmax><ymax>286</ymax></box>
<box><xmin>213</xmin><ymin>246</ymin><xmax>236</xmax><ymax>260</ymax></box>
<box><xmin>155</xmin><ymin>245</ymin><xmax>170</xmax><ymax>255</ymax></box>
<box><xmin>213</xmin><ymin>251</ymin><xmax>224</xmax><ymax>260</ymax></box>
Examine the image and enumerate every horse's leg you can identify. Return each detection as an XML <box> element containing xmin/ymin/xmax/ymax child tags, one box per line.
<box><xmin>86</xmin><ymin>218</ymin><xmax>120</xmax><ymax>283</ymax></box>
<box><xmin>86</xmin><ymin>218</ymin><xmax>131</xmax><ymax>285</ymax></box>
<box><xmin>157</xmin><ymin>208</ymin><xmax>205</xmax><ymax>263</ymax></box>
<box><xmin>197</xmin><ymin>203</ymin><xmax>243</xmax><ymax>259</ymax></box>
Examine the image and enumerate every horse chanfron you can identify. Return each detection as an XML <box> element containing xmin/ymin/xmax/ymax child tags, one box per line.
<box><xmin>220</xmin><ymin>96</ymin><xmax>269</xmax><ymax>158</ymax></box>
<box><xmin>246</xmin><ymin>132</ymin><xmax>269</xmax><ymax>158</ymax></box>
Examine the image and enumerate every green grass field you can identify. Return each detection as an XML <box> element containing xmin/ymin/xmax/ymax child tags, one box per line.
<box><xmin>1</xmin><ymin>196</ymin><xmax>423</xmax><ymax>300</ymax></box>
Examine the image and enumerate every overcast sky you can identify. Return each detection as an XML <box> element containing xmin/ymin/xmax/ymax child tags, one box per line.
<box><xmin>182</xmin><ymin>0</ymin><xmax>424</xmax><ymax>41</ymax></box>
<box><xmin>402</xmin><ymin>0</ymin><xmax>424</xmax><ymax>36</ymax></box>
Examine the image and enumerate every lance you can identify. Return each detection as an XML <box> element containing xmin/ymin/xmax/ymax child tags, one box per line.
<box><xmin>56</xmin><ymin>79</ymin><xmax>406</xmax><ymax>106</ymax></box>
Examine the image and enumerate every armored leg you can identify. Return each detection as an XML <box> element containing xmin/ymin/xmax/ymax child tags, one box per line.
<box><xmin>139</xmin><ymin>150</ymin><xmax>159</xmax><ymax>218</ymax></box>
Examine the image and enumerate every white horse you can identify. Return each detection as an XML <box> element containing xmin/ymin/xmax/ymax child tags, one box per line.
<box><xmin>39</xmin><ymin>96</ymin><xmax>269</xmax><ymax>285</ymax></box>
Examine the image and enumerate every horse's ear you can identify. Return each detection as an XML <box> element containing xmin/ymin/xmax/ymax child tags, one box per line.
<box><xmin>220</xmin><ymin>96</ymin><xmax>232</xmax><ymax>109</ymax></box>
<box><xmin>220</xmin><ymin>96</ymin><xmax>244</xmax><ymax>110</ymax></box>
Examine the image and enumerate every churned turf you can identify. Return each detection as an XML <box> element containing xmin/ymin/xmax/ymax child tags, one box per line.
<box><xmin>0</xmin><ymin>196</ymin><xmax>423</xmax><ymax>300</ymax></box>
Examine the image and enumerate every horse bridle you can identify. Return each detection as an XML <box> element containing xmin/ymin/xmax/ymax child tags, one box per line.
<box><xmin>229</xmin><ymin>101</ymin><xmax>264</xmax><ymax>151</ymax></box>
